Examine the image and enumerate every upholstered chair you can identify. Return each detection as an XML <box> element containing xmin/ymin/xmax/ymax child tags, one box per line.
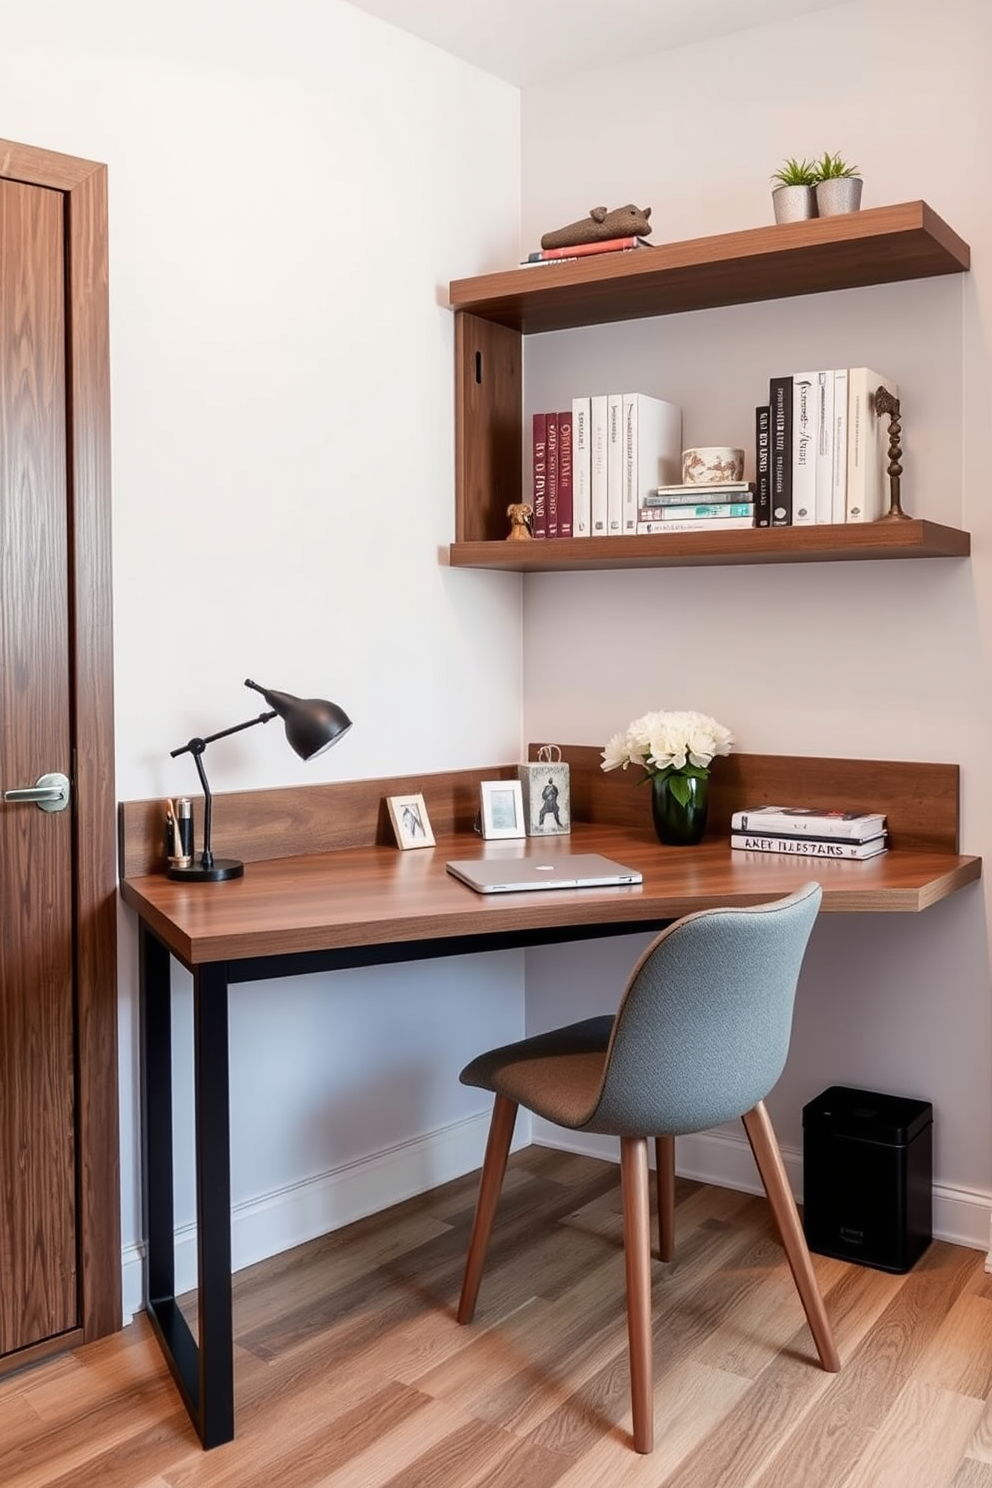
<box><xmin>456</xmin><ymin>882</ymin><xmax>839</xmax><ymax>1453</ymax></box>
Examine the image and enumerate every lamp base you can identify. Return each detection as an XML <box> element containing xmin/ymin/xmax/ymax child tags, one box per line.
<box><xmin>167</xmin><ymin>857</ymin><xmax>244</xmax><ymax>882</ymax></box>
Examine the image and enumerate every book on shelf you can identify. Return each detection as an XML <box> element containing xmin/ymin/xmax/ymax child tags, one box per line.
<box><xmin>769</xmin><ymin>374</ymin><xmax>793</xmax><ymax>526</ymax></box>
<box><xmin>546</xmin><ymin>412</ymin><xmax>559</xmax><ymax>538</ymax></box>
<box><xmin>847</xmin><ymin>367</ymin><xmax>897</xmax><ymax>522</ymax></box>
<box><xmin>729</xmin><ymin>805</ymin><xmax>887</xmax><ymax>841</ymax></box>
<box><xmin>791</xmin><ymin>371</ymin><xmax>817</xmax><ymax>526</ymax></box>
<box><xmin>590</xmin><ymin>394</ymin><xmax>608</xmax><ymax>535</ymax></box>
<box><xmin>621</xmin><ymin>393</ymin><xmax>682</xmax><ymax>535</ymax></box>
<box><xmin>755</xmin><ymin>405</ymin><xmax>771</xmax><ymax>527</ymax></box>
<box><xmin>731</xmin><ymin>832</ymin><xmax>888</xmax><ymax>861</ymax></box>
<box><xmin>522</xmin><ymin>235</ymin><xmax>649</xmax><ymax>263</ymax></box>
<box><xmin>814</xmin><ymin>370</ymin><xmax>835</xmax><ymax>524</ymax></box>
<box><xmin>647</xmin><ymin>501</ymin><xmax>755</xmax><ymax>520</ymax></box>
<box><xmin>646</xmin><ymin>481</ymin><xmax>754</xmax><ymax>503</ymax></box>
<box><xmin>636</xmin><ymin>515</ymin><xmax>755</xmax><ymax>534</ymax></box>
<box><xmin>571</xmin><ymin>397</ymin><xmax>591</xmax><ymax>536</ymax></box>
<box><xmin>831</xmin><ymin>368</ymin><xmax>849</xmax><ymax>522</ymax></box>
<box><xmin>557</xmin><ymin>410</ymin><xmax>573</xmax><ymax>539</ymax></box>
<box><xmin>516</xmin><ymin>250</ymin><xmax>643</xmax><ymax>269</ymax></box>
<box><xmin>606</xmin><ymin>392</ymin><xmax>624</xmax><ymax>535</ymax></box>
<box><xmin>532</xmin><ymin>412</ymin><xmax>548</xmax><ymax>539</ymax></box>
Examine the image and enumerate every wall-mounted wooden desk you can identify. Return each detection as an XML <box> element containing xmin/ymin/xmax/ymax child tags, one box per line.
<box><xmin>118</xmin><ymin>750</ymin><xmax>981</xmax><ymax>1448</ymax></box>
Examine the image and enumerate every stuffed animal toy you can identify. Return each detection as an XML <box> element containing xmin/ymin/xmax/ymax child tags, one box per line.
<box><xmin>541</xmin><ymin>204</ymin><xmax>652</xmax><ymax>251</ymax></box>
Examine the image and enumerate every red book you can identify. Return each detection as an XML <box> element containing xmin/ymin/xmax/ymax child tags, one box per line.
<box><xmin>546</xmin><ymin>413</ymin><xmax>559</xmax><ymax>538</ymax></box>
<box><xmin>534</xmin><ymin>236</ymin><xmax>642</xmax><ymax>261</ymax></box>
<box><xmin>557</xmin><ymin>411</ymin><xmax>573</xmax><ymax>538</ymax></box>
<box><xmin>532</xmin><ymin>412</ymin><xmax>547</xmax><ymax>539</ymax></box>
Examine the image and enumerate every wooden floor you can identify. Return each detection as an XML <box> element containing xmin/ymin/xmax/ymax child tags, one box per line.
<box><xmin>4</xmin><ymin>1147</ymin><xmax>992</xmax><ymax>1487</ymax></box>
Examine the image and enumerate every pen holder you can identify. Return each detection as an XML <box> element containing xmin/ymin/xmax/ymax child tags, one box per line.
<box><xmin>518</xmin><ymin>746</ymin><xmax>570</xmax><ymax>836</ymax></box>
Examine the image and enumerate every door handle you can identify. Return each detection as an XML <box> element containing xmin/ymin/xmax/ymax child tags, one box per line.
<box><xmin>2</xmin><ymin>771</ymin><xmax>71</xmax><ymax>812</ymax></box>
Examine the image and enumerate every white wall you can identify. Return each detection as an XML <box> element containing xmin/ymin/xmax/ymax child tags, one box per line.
<box><xmin>0</xmin><ymin>0</ymin><xmax>528</xmax><ymax>1314</ymax></box>
<box><xmin>520</xmin><ymin>0</ymin><xmax>992</xmax><ymax>1245</ymax></box>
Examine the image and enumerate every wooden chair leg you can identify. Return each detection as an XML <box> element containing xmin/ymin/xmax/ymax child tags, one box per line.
<box><xmin>620</xmin><ymin>1135</ymin><xmax>654</xmax><ymax>1453</ymax></box>
<box><xmin>742</xmin><ymin>1102</ymin><xmax>841</xmax><ymax>1373</ymax></box>
<box><xmin>457</xmin><ymin>1094</ymin><xmax>517</xmax><ymax>1325</ymax></box>
<box><xmin>654</xmin><ymin>1136</ymin><xmax>675</xmax><ymax>1262</ymax></box>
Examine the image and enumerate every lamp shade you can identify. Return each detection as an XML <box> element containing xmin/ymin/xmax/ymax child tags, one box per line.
<box><xmin>243</xmin><ymin>679</ymin><xmax>353</xmax><ymax>761</ymax></box>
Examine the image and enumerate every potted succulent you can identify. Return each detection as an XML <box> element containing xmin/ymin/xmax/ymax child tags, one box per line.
<box><xmin>811</xmin><ymin>152</ymin><xmax>863</xmax><ymax>216</ymax></box>
<box><xmin>771</xmin><ymin>157</ymin><xmax>818</xmax><ymax>223</ymax></box>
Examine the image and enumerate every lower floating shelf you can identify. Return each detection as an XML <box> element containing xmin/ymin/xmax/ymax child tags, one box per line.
<box><xmin>449</xmin><ymin>520</ymin><xmax>970</xmax><ymax>572</ymax></box>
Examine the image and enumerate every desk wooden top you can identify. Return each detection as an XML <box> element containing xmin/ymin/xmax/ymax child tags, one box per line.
<box><xmin>120</xmin><ymin>822</ymin><xmax>982</xmax><ymax>967</ymax></box>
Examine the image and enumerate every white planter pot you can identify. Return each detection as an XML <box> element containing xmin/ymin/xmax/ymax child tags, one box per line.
<box><xmin>772</xmin><ymin>185</ymin><xmax>817</xmax><ymax>223</ymax></box>
<box><xmin>815</xmin><ymin>177</ymin><xmax>863</xmax><ymax>216</ymax></box>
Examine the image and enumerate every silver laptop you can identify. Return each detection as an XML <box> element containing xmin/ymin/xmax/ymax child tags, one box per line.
<box><xmin>445</xmin><ymin>852</ymin><xmax>643</xmax><ymax>894</ymax></box>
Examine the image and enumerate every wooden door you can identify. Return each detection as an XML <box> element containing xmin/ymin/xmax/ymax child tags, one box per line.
<box><xmin>0</xmin><ymin>177</ymin><xmax>77</xmax><ymax>1354</ymax></box>
<box><xmin>0</xmin><ymin>136</ymin><xmax>118</xmax><ymax>1366</ymax></box>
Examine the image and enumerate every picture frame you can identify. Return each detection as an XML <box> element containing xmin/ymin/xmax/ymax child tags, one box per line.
<box><xmin>386</xmin><ymin>792</ymin><xmax>435</xmax><ymax>850</ymax></box>
<box><xmin>479</xmin><ymin>779</ymin><xmax>526</xmax><ymax>840</ymax></box>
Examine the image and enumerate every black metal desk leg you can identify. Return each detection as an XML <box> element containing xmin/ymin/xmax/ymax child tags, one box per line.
<box><xmin>140</xmin><ymin>925</ymin><xmax>234</xmax><ymax>1449</ymax></box>
<box><xmin>193</xmin><ymin>959</ymin><xmax>234</xmax><ymax>1447</ymax></box>
<box><xmin>141</xmin><ymin>924</ymin><xmax>176</xmax><ymax>1319</ymax></box>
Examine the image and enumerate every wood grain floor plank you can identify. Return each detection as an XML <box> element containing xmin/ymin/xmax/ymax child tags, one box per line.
<box><xmin>546</xmin><ymin>1360</ymin><xmax>751</xmax><ymax>1486</ymax></box>
<box><xmin>840</xmin><ymin>1381</ymin><xmax>984</xmax><ymax>1488</ymax></box>
<box><xmin>1</xmin><ymin>1152</ymin><xmax>989</xmax><ymax>1488</ymax></box>
<box><xmin>914</xmin><ymin>1290</ymin><xmax>992</xmax><ymax>1398</ymax></box>
<box><xmin>952</xmin><ymin>1460</ymin><xmax>992</xmax><ymax>1488</ymax></box>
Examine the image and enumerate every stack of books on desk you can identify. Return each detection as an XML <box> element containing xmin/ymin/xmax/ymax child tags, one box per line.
<box><xmin>730</xmin><ymin>806</ymin><xmax>888</xmax><ymax>860</ymax></box>
<box><xmin>636</xmin><ymin>481</ymin><xmax>755</xmax><ymax>534</ymax></box>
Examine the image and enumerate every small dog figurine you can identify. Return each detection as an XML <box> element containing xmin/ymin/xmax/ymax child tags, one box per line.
<box><xmin>506</xmin><ymin>503</ymin><xmax>533</xmax><ymax>540</ymax></box>
<box><xmin>541</xmin><ymin>204</ymin><xmax>652</xmax><ymax>251</ymax></box>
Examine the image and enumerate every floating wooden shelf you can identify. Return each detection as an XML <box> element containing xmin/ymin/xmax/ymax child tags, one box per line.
<box><xmin>449</xmin><ymin>520</ymin><xmax>970</xmax><ymax>572</ymax></box>
<box><xmin>449</xmin><ymin>201</ymin><xmax>971</xmax><ymax>566</ymax></box>
<box><xmin>448</xmin><ymin>201</ymin><xmax>970</xmax><ymax>334</ymax></box>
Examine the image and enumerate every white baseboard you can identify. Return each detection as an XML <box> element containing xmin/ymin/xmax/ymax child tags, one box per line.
<box><xmin>122</xmin><ymin>1109</ymin><xmax>525</xmax><ymax>1323</ymax></box>
<box><xmin>531</xmin><ymin>1119</ymin><xmax>992</xmax><ymax>1254</ymax></box>
<box><xmin>122</xmin><ymin>1112</ymin><xmax>991</xmax><ymax>1321</ymax></box>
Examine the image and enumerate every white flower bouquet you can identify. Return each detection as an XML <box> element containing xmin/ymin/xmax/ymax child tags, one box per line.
<box><xmin>601</xmin><ymin>709</ymin><xmax>733</xmax><ymax>805</ymax></box>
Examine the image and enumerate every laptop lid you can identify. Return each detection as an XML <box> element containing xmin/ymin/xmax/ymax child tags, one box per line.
<box><xmin>445</xmin><ymin>852</ymin><xmax>643</xmax><ymax>894</ymax></box>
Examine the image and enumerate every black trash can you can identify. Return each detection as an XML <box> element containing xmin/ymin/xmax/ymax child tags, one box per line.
<box><xmin>802</xmin><ymin>1085</ymin><xmax>933</xmax><ymax>1273</ymax></box>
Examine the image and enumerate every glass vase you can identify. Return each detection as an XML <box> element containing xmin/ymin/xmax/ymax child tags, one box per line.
<box><xmin>650</xmin><ymin>773</ymin><xmax>709</xmax><ymax>847</ymax></box>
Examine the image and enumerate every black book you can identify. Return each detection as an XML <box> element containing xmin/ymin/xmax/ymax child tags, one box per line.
<box><xmin>754</xmin><ymin>404</ymin><xmax>771</xmax><ymax>527</ymax></box>
<box><xmin>769</xmin><ymin>375</ymin><xmax>793</xmax><ymax>526</ymax></box>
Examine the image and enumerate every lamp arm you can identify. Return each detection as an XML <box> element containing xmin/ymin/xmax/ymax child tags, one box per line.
<box><xmin>189</xmin><ymin>743</ymin><xmax>215</xmax><ymax>868</ymax></box>
<box><xmin>170</xmin><ymin>710</ymin><xmax>277</xmax><ymax>758</ymax></box>
<box><xmin>169</xmin><ymin>711</ymin><xmax>277</xmax><ymax>869</ymax></box>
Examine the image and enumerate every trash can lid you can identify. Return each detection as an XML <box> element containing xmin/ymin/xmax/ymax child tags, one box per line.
<box><xmin>802</xmin><ymin>1085</ymin><xmax>932</xmax><ymax>1144</ymax></box>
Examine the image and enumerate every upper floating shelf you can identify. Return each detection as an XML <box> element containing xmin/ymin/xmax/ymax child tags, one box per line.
<box><xmin>447</xmin><ymin>202</ymin><xmax>970</xmax><ymax>335</ymax></box>
<box><xmin>449</xmin><ymin>521</ymin><xmax>970</xmax><ymax>572</ymax></box>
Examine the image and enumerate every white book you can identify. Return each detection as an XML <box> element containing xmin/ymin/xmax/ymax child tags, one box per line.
<box><xmin>731</xmin><ymin>832</ymin><xmax>888</xmax><ymax>861</ymax></box>
<box><xmin>571</xmin><ymin>395</ymin><xmax>592</xmax><ymax>537</ymax></box>
<box><xmin>637</xmin><ymin>516</ymin><xmax>754</xmax><ymax>533</ymax></box>
<box><xmin>621</xmin><ymin>393</ymin><xmax>681</xmax><ymax>536</ymax></box>
<box><xmin>831</xmin><ymin>368</ymin><xmax>849</xmax><ymax>523</ymax></box>
<box><xmin>814</xmin><ymin>371</ymin><xmax>835</xmax><ymax>524</ymax></box>
<box><xmin>846</xmin><ymin>367</ymin><xmax>897</xmax><ymax>522</ymax></box>
<box><xmin>606</xmin><ymin>392</ymin><xmax>624</xmax><ymax>535</ymax></box>
<box><xmin>590</xmin><ymin>394</ymin><xmax>608</xmax><ymax>536</ymax></box>
<box><xmin>730</xmin><ymin>805</ymin><xmax>887</xmax><ymax>840</ymax></box>
<box><xmin>791</xmin><ymin>371</ymin><xmax>818</xmax><ymax>525</ymax></box>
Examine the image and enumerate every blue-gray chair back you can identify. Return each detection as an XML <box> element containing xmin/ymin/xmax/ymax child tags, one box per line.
<box><xmin>586</xmin><ymin>881</ymin><xmax>822</xmax><ymax>1137</ymax></box>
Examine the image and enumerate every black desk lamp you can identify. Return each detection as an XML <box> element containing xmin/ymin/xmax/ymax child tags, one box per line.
<box><xmin>168</xmin><ymin>678</ymin><xmax>353</xmax><ymax>882</ymax></box>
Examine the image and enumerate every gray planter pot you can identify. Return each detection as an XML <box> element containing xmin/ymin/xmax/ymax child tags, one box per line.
<box><xmin>772</xmin><ymin>184</ymin><xmax>818</xmax><ymax>223</ymax></box>
<box><xmin>815</xmin><ymin>177</ymin><xmax>863</xmax><ymax>216</ymax></box>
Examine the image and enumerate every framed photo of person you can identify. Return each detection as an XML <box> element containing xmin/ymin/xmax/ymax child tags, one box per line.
<box><xmin>479</xmin><ymin>779</ymin><xmax>526</xmax><ymax>840</ymax></box>
<box><xmin>386</xmin><ymin>792</ymin><xmax>435</xmax><ymax>849</ymax></box>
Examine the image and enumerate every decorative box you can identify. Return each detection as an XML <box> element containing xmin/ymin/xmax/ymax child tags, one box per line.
<box><xmin>517</xmin><ymin>746</ymin><xmax>570</xmax><ymax>837</ymax></box>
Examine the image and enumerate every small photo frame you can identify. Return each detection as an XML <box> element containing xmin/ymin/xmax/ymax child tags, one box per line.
<box><xmin>479</xmin><ymin>779</ymin><xmax>526</xmax><ymax>840</ymax></box>
<box><xmin>386</xmin><ymin>792</ymin><xmax>435</xmax><ymax>849</ymax></box>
